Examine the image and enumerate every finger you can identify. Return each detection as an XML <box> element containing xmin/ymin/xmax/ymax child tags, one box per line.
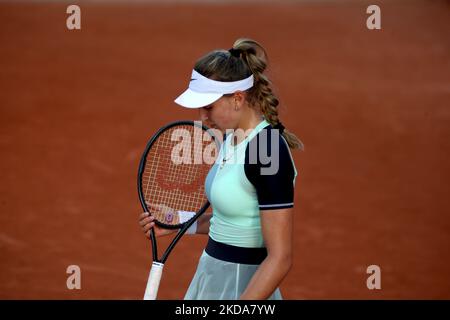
<box><xmin>142</xmin><ymin>222</ymin><xmax>155</xmax><ymax>232</ymax></box>
<box><xmin>145</xmin><ymin>230</ymin><xmax>151</xmax><ymax>239</ymax></box>
<box><xmin>143</xmin><ymin>222</ymin><xmax>154</xmax><ymax>232</ymax></box>
<box><xmin>139</xmin><ymin>216</ymin><xmax>154</xmax><ymax>226</ymax></box>
<box><xmin>138</xmin><ymin>214</ymin><xmax>153</xmax><ymax>224</ymax></box>
<box><xmin>139</xmin><ymin>212</ymin><xmax>149</xmax><ymax>220</ymax></box>
<box><xmin>138</xmin><ymin>215</ymin><xmax>149</xmax><ymax>226</ymax></box>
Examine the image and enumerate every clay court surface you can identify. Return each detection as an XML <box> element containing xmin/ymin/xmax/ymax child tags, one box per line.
<box><xmin>0</xmin><ymin>0</ymin><xmax>449</xmax><ymax>299</ymax></box>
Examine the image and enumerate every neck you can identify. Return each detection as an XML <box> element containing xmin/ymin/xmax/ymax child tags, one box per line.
<box><xmin>231</xmin><ymin>108</ymin><xmax>264</xmax><ymax>146</ymax></box>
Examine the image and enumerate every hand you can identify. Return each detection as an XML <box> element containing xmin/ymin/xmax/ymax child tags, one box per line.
<box><xmin>138</xmin><ymin>212</ymin><xmax>176</xmax><ymax>239</ymax></box>
<box><xmin>138</xmin><ymin>202</ymin><xmax>178</xmax><ymax>239</ymax></box>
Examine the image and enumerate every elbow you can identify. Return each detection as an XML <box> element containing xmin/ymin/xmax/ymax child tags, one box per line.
<box><xmin>268</xmin><ymin>251</ymin><xmax>293</xmax><ymax>274</ymax></box>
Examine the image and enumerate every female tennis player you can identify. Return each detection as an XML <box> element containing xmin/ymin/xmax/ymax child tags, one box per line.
<box><xmin>139</xmin><ymin>38</ymin><xmax>303</xmax><ymax>300</ymax></box>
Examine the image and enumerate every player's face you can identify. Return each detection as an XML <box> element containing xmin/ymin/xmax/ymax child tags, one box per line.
<box><xmin>199</xmin><ymin>96</ymin><xmax>240</xmax><ymax>132</ymax></box>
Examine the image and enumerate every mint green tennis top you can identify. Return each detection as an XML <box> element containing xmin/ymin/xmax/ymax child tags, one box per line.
<box><xmin>205</xmin><ymin>119</ymin><xmax>298</xmax><ymax>248</ymax></box>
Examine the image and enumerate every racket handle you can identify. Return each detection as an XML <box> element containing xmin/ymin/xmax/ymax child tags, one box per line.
<box><xmin>143</xmin><ymin>261</ymin><xmax>164</xmax><ymax>300</ymax></box>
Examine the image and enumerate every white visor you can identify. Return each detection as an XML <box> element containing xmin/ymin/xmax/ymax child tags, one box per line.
<box><xmin>174</xmin><ymin>70</ymin><xmax>254</xmax><ymax>108</ymax></box>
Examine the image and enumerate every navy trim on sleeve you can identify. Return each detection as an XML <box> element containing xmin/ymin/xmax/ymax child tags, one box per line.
<box><xmin>244</xmin><ymin>125</ymin><xmax>295</xmax><ymax>210</ymax></box>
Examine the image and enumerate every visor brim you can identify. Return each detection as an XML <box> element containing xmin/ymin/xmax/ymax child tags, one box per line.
<box><xmin>174</xmin><ymin>88</ymin><xmax>223</xmax><ymax>109</ymax></box>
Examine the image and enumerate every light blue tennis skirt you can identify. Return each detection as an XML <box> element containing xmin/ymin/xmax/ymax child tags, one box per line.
<box><xmin>184</xmin><ymin>250</ymin><xmax>283</xmax><ymax>300</ymax></box>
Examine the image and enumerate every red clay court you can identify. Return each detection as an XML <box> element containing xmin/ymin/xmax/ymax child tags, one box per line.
<box><xmin>0</xmin><ymin>0</ymin><xmax>449</xmax><ymax>299</ymax></box>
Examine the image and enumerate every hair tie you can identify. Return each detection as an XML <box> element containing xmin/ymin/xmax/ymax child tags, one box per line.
<box><xmin>228</xmin><ymin>48</ymin><xmax>242</xmax><ymax>58</ymax></box>
<box><xmin>274</xmin><ymin>122</ymin><xmax>285</xmax><ymax>134</ymax></box>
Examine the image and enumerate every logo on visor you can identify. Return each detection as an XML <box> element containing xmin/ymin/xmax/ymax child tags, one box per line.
<box><xmin>190</xmin><ymin>78</ymin><xmax>197</xmax><ymax>82</ymax></box>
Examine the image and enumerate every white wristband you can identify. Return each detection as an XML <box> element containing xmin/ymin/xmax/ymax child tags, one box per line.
<box><xmin>178</xmin><ymin>211</ymin><xmax>197</xmax><ymax>235</ymax></box>
<box><xmin>186</xmin><ymin>221</ymin><xmax>198</xmax><ymax>235</ymax></box>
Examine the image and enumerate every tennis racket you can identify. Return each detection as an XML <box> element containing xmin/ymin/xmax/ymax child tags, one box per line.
<box><xmin>138</xmin><ymin>120</ymin><xmax>220</xmax><ymax>300</ymax></box>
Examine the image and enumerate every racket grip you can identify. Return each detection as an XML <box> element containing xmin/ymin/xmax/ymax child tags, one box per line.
<box><xmin>143</xmin><ymin>261</ymin><xmax>164</xmax><ymax>300</ymax></box>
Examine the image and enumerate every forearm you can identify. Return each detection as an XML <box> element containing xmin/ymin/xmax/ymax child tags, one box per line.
<box><xmin>239</xmin><ymin>255</ymin><xmax>291</xmax><ymax>300</ymax></box>
<box><xmin>194</xmin><ymin>211</ymin><xmax>212</xmax><ymax>234</ymax></box>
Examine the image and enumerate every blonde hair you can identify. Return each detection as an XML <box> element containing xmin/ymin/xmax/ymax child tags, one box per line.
<box><xmin>194</xmin><ymin>38</ymin><xmax>304</xmax><ymax>150</ymax></box>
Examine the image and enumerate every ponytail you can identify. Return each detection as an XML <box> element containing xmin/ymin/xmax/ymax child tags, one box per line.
<box><xmin>231</xmin><ymin>38</ymin><xmax>304</xmax><ymax>150</ymax></box>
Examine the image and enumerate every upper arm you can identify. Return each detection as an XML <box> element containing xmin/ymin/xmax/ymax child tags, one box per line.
<box><xmin>260</xmin><ymin>208</ymin><xmax>293</xmax><ymax>260</ymax></box>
